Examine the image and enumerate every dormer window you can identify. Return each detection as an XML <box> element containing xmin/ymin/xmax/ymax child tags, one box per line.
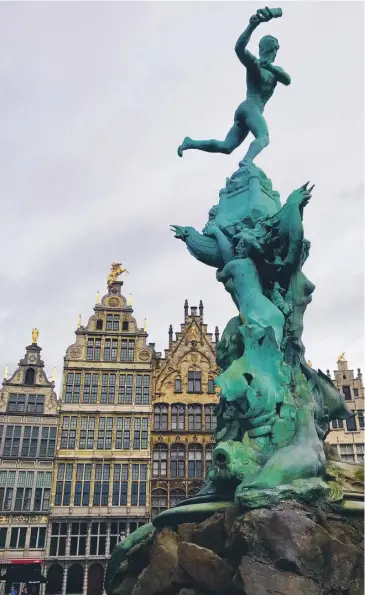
<box><xmin>24</xmin><ymin>368</ymin><xmax>35</xmax><ymax>386</ymax></box>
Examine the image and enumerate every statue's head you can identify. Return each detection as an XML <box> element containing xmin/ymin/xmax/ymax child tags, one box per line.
<box><xmin>259</xmin><ymin>35</ymin><xmax>279</xmax><ymax>63</ymax></box>
<box><xmin>208</xmin><ymin>205</ymin><xmax>219</xmax><ymax>220</ymax></box>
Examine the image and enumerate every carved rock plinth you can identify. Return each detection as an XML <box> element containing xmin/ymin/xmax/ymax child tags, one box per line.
<box><xmin>105</xmin><ymin>502</ymin><xmax>363</xmax><ymax>595</ymax></box>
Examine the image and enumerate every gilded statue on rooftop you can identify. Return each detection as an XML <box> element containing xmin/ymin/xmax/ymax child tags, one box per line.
<box><xmin>107</xmin><ymin>262</ymin><xmax>128</xmax><ymax>286</ymax></box>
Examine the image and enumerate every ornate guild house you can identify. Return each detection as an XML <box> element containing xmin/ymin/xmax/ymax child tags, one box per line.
<box><xmin>45</xmin><ymin>266</ymin><xmax>155</xmax><ymax>595</ymax></box>
<box><xmin>0</xmin><ymin>330</ymin><xmax>57</xmax><ymax>595</ymax></box>
<box><xmin>326</xmin><ymin>354</ymin><xmax>364</xmax><ymax>463</ymax></box>
<box><xmin>151</xmin><ymin>300</ymin><xmax>220</xmax><ymax>518</ymax></box>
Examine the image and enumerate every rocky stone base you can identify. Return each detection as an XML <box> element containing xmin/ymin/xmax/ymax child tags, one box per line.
<box><xmin>110</xmin><ymin>501</ymin><xmax>363</xmax><ymax>595</ymax></box>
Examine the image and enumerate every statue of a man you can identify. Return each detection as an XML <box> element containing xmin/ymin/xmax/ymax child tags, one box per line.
<box><xmin>177</xmin><ymin>7</ymin><xmax>291</xmax><ymax>169</ymax></box>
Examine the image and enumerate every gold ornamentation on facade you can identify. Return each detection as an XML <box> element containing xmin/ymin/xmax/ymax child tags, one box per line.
<box><xmin>12</xmin><ymin>516</ymin><xmax>28</xmax><ymax>524</ymax></box>
<box><xmin>31</xmin><ymin>516</ymin><xmax>48</xmax><ymax>524</ymax></box>
<box><xmin>0</xmin><ymin>516</ymin><xmax>8</xmax><ymax>524</ymax></box>
<box><xmin>3</xmin><ymin>364</ymin><xmax>8</xmax><ymax>380</ymax></box>
<box><xmin>107</xmin><ymin>262</ymin><xmax>128</xmax><ymax>286</ymax></box>
<box><xmin>338</xmin><ymin>352</ymin><xmax>346</xmax><ymax>362</ymax></box>
<box><xmin>70</xmin><ymin>347</ymin><xmax>82</xmax><ymax>359</ymax></box>
<box><xmin>107</xmin><ymin>297</ymin><xmax>121</xmax><ymax>308</ymax></box>
<box><xmin>32</xmin><ymin>328</ymin><xmax>39</xmax><ymax>344</ymax></box>
<box><xmin>188</xmin><ymin>324</ymin><xmax>198</xmax><ymax>341</ymax></box>
<box><xmin>307</xmin><ymin>360</ymin><xmax>312</xmax><ymax>368</ymax></box>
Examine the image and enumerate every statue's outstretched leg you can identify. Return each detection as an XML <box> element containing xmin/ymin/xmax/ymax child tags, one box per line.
<box><xmin>239</xmin><ymin>109</ymin><xmax>269</xmax><ymax>167</ymax></box>
<box><xmin>177</xmin><ymin>123</ymin><xmax>248</xmax><ymax>157</ymax></box>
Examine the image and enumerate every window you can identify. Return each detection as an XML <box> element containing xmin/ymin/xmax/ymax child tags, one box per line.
<box><xmin>204</xmin><ymin>405</ymin><xmax>217</xmax><ymax>431</ymax></box>
<box><xmin>110</xmin><ymin>521</ymin><xmax>127</xmax><ymax>553</ymax></box>
<box><xmin>40</xmin><ymin>427</ymin><xmax>57</xmax><ymax>457</ymax></box>
<box><xmin>131</xmin><ymin>464</ymin><xmax>147</xmax><ymax>506</ymax></box>
<box><xmin>61</xmin><ymin>417</ymin><xmax>77</xmax><ymax>449</ymax></box>
<box><xmin>70</xmin><ymin>522</ymin><xmax>87</xmax><ymax>556</ymax></box>
<box><xmin>14</xmin><ymin>487</ymin><xmax>32</xmax><ymax>511</ymax></box>
<box><xmin>64</xmin><ymin>372</ymin><xmax>82</xmax><ymax>403</ymax></box>
<box><xmin>118</xmin><ymin>374</ymin><xmax>133</xmax><ymax>404</ymax></box>
<box><xmin>174</xmin><ymin>378</ymin><xmax>182</xmax><ymax>393</ymax></box>
<box><xmin>96</xmin><ymin>319</ymin><xmax>103</xmax><ymax>330</ymax></box>
<box><xmin>113</xmin><ymin>315</ymin><xmax>120</xmax><ymax>331</ymax></box>
<box><xmin>188</xmin><ymin>405</ymin><xmax>202</xmax><ymax>431</ymax></box>
<box><xmin>133</xmin><ymin>418</ymin><xmax>148</xmax><ymax>450</ymax></box>
<box><xmin>170</xmin><ymin>444</ymin><xmax>185</xmax><ymax>479</ymax></box>
<box><xmin>21</xmin><ymin>426</ymin><xmax>39</xmax><ymax>458</ymax></box>
<box><xmin>112</xmin><ymin>464</ymin><xmax>129</xmax><ymax>506</ymax></box>
<box><xmin>8</xmin><ymin>394</ymin><xmax>44</xmax><ymax>414</ymax></box>
<box><xmin>50</xmin><ymin>522</ymin><xmax>67</xmax><ymax>556</ymax></box>
<box><xmin>134</xmin><ymin>375</ymin><xmax>150</xmax><ymax>405</ymax></box>
<box><xmin>87</xmin><ymin>338</ymin><xmax>101</xmax><ymax>361</ymax></box>
<box><xmin>104</xmin><ymin>339</ymin><xmax>111</xmax><ymax>361</ymax></box>
<box><xmin>30</xmin><ymin>527</ymin><xmax>46</xmax><ymax>549</ymax></box>
<box><xmin>170</xmin><ymin>488</ymin><xmax>186</xmax><ymax>508</ymax></box>
<box><xmin>111</xmin><ymin>339</ymin><xmax>118</xmax><ymax>360</ymax></box>
<box><xmin>74</xmin><ymin>464</ymin><xmax>91</xmax><ymax>506</ymax></box>
<box><xmin>121</xmin><ymin>340</ymin><xmax>135</xmax><ymax>362</ymax></box>
<box><xmin>355</xmin><ymin>444</ymin><xmax>364</xmax><ymax>463</ymax></box>
<box><xmin>3</xmin><ymin>425</ymin><xmax>22</xmax><ymax>457</ymax></box>
<box><xmin>171</xmin><ymin>405</ymin><xmax>185</xmax><ymax>431</ymax></box>
<box><xmin>154</xmin><ymin>405</ymin><xmax>168</xmax><ymax>431</ymax></box>
<box><xmin>106</xmin><ymin>314</ymin><xmax>113</xmax><ymax>330</ymax></box>
<box><xmin>152</xmin><ymin>444</ymin><xmax>168</xmax><ymax>477</ymax></box>
<box><xmin>93</xmin><ymin>464</ymin><xmax>110</xmax><ymax>506</ymax></box>
<box><xmin>207</xmin><ymin>379</ymin><xmax>215</xmax><ymax>394</ymax></box>
<box><xmin>24</xmin><ymin>368</ymin><xmax>35</xmax><ymax>385</ymax></box>
<box><xmin>79</xmin><ymin>417</ymin><xmax>95</xmax><ymax>449</ymax></box>
<box><xmin>115</xmin><ymin>417</ymin><xmax>131</xmax><ymax>449</ymax></box>
<box><xmin>342</xmin><ymin>386</ymin><xmax>352</xmax><ymax>401</ymax></box>
<box><xmin>90</xmin><ymin>522</ymin><xmax>107</xmax><ymax>556</ymax></box>
<box><xmin>128</xmin><ymin>340</ymin><xmax>135</xmax><ymax>362</ymax></box>
<box><xmin>97</xmin><ymin>417</ymin><xmax>113</xmax><ymax>449</ymax></box>
<box><xmin>122</xmin><ymin>320</ymin><xmax>129</xmax><ymax>331</ymax></box>
<box><xmin>205</xmin><ymin>445</ymin><xmax>213</xmax><ymax>474</ymax></box>
<box><xmin>0</xmin><ymin>528</ymin><xmax>7</xmax><ymax>549</ymax></box>
<box><xmin>188</xmin><ymin>371</ymin><xmax>201</xmax><ymax>393</ymax></box>
<box><xmin>83</xmin><ymin>373</ymin><xmax>99</xmax><ymax>404</ymax></box>
<box><xmin>34</xmin><ymin>471</ymin><xmax>52</xmax><ymax>512</ymax></box>
<box><xmin>331</xmin><ymin>419</ymin><xmax>344</xmax><ymax>430</ymax></box>
<box><xmin>354</xmin><ymin>388</ymin><xmax>359</xmax><ymax>397</ymax></box>
<box><xmin>0</xmin><ymin>471</ymin><xmax>15</xmax><ymax>511</ymax></box>
<box><xmin>339</xmin><ymin>444</ymin><xmax>355</xmax><ymax>461</ymax></box>
<box><xmin>346</xmin><ymin>417</ymin><xmax>357</xmax><ymax>432</ymax></box>
<box><xmin>357</xmin><ymin>410</ymin><xmax>364</xmax><ymax>429</ymax></box>
<box><xmin>188</xmin><ymin>445</ymin><xmax>203</xmax><ymax>478</ymax></box>
<box><xmin>101</xmin><ymin>374</ymin><xmax>116</xmax><ymax>404</ymax></box>
<box><xmin>151</xmin><ymin>489</ymin><xmax>167</xmax><ymax>519</ymax></box>
<box><xmin>9</xmin><ymin>527</ymin><xmax>26</xmax><ymax>549</ymax></box>
<box><xmin>55</xmin><ymin>463</ymin><xmax>73</xmax><ymax>506</ymax></box>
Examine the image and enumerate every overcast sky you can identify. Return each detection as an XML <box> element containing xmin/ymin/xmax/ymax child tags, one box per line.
<box><xmin>0</xmin><ymin>1</ymin><xmax>363</xmax><ymax>393</ymax></box>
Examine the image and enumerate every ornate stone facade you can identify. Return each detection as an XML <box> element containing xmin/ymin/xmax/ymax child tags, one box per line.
<box><xmin>326</xmin><ymin>355</ymin><xmax>364</xmax><ymax>463</ymax></box>
<box><xmin>151</xmin><ymin>300</ymin><xmax>219</xmax><ymax>517</ymax></box>
<box><xmin>0</xmin><ymin>334</ymin><xmax>57</xmax><ymax>595</ymax></box>
<box><xmin>45</xmin><ymin>279</ymin><xmax>155</xmax><ymax>595</ymax></box>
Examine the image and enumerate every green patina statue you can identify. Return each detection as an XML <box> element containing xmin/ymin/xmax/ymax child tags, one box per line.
<box><xmin>177</xmin><ymin>6</ymin><xmax>290</xmax><ymax>170</ymax></box>
<box><xmin>170</xmin><ymin>6</ymin><xmax>362</xmax><ymax>512</ymax></box>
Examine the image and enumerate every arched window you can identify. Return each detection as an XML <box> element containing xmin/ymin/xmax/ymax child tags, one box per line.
<box><xmin>188</xmin><ymin>444</ymin><xmax>203</xmax><ymax>478</ymax></box>
<box><xmin>187</xmin><ymin>486</ymin><xmax>200</xmax><ymax>498</ymax></box>
<box><xmin>170</xmin><ymin>488</ymin><xmax>186</xmax><ymax>508</ymax></box>
<box><xmin>170</xmin><ymin>444</ymin><xmax>186</xmax><ymax>479</ymax></box>
<box><xmin>25</xmin><ymin>368</ymin><xmax>35</xmax><ymax>386</ymax></box>
<box><xmin>46</xmin><ymin>564</ymin><xmax>63</xmax><ymax>594</ymax></box>
<box><xmin>188</xmin><ymin>371</ymin><xmax>201</xmax><ymax>393</ymax></box>
<box><xmin>171</xmin><ymin>404</ymin><xmax>185</xmax><ymax>431</ymax></box>
<box><xmin>188</xmin><ymin>405</ymin><xmax>202</xmax><ymax>431</ymax></box>
<box><xmin>154</xmin><ymin>405</ymin><xmax>168</xmax><ymax>431</ymax></box>
<box><xmin>204</xmin><ymin>405</ymin><xmax>217</xmax><ymax>431</ymax></box>
<box><xmin>66</xmin><ymin>563</ymin><xmax>83</xmax><ymax>594</ymax></box>
<box><xmin>151</xmin><ymin>488</ymin><xmax>168</xmax><ymax>518</ymax></box>
<box><xmin>207</xmin><ymin>378</ymin><xmax>215</xmax><ymax>394</ymax></box>
<box><xmin>205</xmin><ymin>445</ymin><xmax>213</xmax><ymax>476</ymax></box>
<box><xmin>152</xmin><ymin>444</ymin><xmax>168</xmax><ymax>477</ymax></box>
<box><xmin>174</xmin><ymin>377</ymin><xmax>182</xmax><ymax>392</ymax></box>
<box><xmin>87</xmin><ymin>564</ymin><xmax>104</xmax><ymax>595</ymax></box>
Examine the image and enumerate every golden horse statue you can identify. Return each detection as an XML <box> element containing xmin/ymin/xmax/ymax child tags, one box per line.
<box><xmin>107</xmin><ymin>262</ymin><xmax>128</xmax><ymax>286</ymax></box>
